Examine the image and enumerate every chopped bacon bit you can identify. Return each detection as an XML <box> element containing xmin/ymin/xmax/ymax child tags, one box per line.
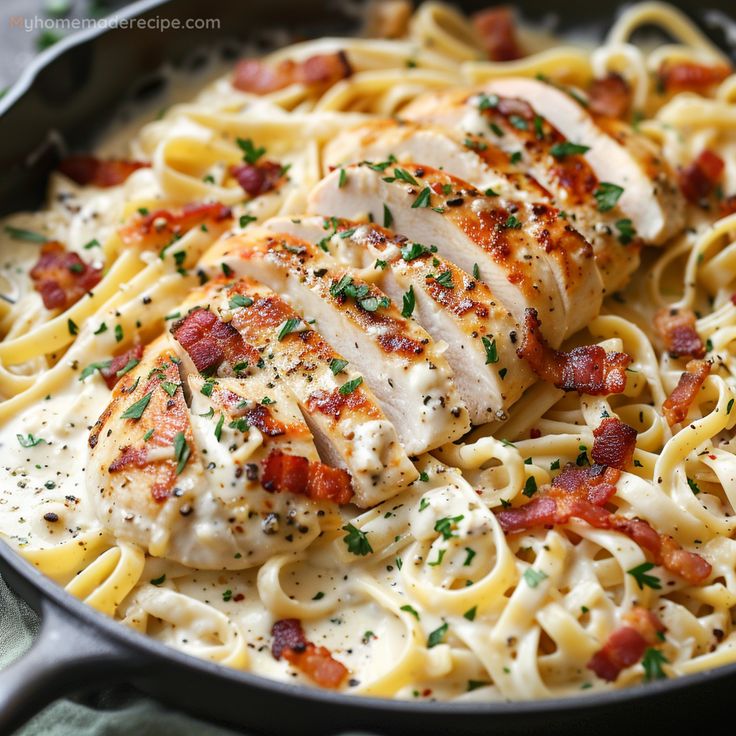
<box><xmin>719</xmin><ymin>195</ymin><xmax>736</xmax><ymax>218</ymax></box>
<box><xmin>261</xmin><ymin>450</ymin><xmax>353</xmax><ymax>505</ymax></box>
<box><xmin>229</xmin><ymin>160</ymin><xmax>285</xmax><ymax>198</ymax></box>
<box><xmin>654</xmin><ymin>307</ymin><xmax>705</xmax><ymax>359</ymax></box>
<box><xmin>658</xmin><ymin>60</ymin><xmax>731</xmax><ymax>94</ymax></box>
<box><xmin>119</xmin><ymin>202</ymin><xmax>232</xmax><ymax>249</ymax></box>
<box><xmin>171</xmin><ymin>307</ymin><xmax>259</xmax><ymax>375</ymax></box>
<box><xmin>678</xmin><ymin>149</ymin><xmax>724</xmax><ymax>203</ymax></box>
<box><xmin>30</xmin><ymin>241</ymin><xmax>103</xmax><ymax>310</ymax></box>
<box><xmin>101</xmin><ymin>344</ymin><xmax>144</xmax><ymax>389</ymax></box>
<box><xmin>588</xmin><ymin>606</ymin><xmax>665</xmax><ymax>682</ymax></box>
<box><xmin>233</xmin><ymin>51</ymin><xmax>352</xmax><ymax>95</ymax></box>
<box><xmin>591</xmin><ymin>417</ymin><xmax>637</xmax><ymax>469</ymax></box>
<box><xmin>472</xmin><ymin>6</ymin><xmax>523</xmax><ymax>62</ymax></box>
<box><xmin>497</xmin><ymin>463</ymin><xmax>711</xmax><ymax>584</ymax></box>
<box><xmin>517</xmin><ymin>308</ymin><xmax>631</xmax><ymax>395</ymax></box>
<box><xmin>662</xmin><ymin>359</ymin><xmax>711</xmax><ymax>426</ymax></box>
<box><xmin>272</xmin><ymin>619</ymin><xmax>348</xmax><ymax>689</ymax></box>
<box><xmin>58</xmin><ymin>155</ymin><xmax>149</xmax><ymax>188</ymax></box>
<box><xmin>530</xmin><ymin>427</ymin><xmax>541</xmax><ymax>439</ymax></box>
<box><xmin>588</xmin><ymin>73</ymin><xmax>631</xmax><ymax>119</ymax></box>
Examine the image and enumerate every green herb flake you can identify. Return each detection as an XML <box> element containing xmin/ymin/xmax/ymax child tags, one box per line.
<box><xmin>434</xmin><ymin>515</ymin><xmax>464</xmax><ymax>540</ymax></box>
<box><xmin>236</xmin><ymin>137</ymin><xmax>266</xmax><ymax>165</ymax></box>
<box><xmin>627</xmin><ymin>561</ymin><xmax>661</xmax><ymax>590</ymax></box>
<box><xmin>427</xmin><ymin>622</ymin><xmax>448</xmax><ymax>648</ymax></box>
<box><xmin>594</xmin><ymin>182</ymin><xmax>625</xmax><ymax>212</ymax></box>
<box><xmin>642</xmin><ymin>648</ymin><xmax>669</xmax><ymax>682</ymax></box>
<box><xmin>549</xmin><ymin>141</ymin><xmax>590</xmax><ymax>159</ymax></box>
<box><xmin>16</xmin><ymin>433</ymin><xmax>47</xmax><ymax>448</ymax></box>
<box><xmin>400</xmin><ymin>604</ymin><xmax>420</xmax><ymax>620</ymax></box>
<box><xmin>150</xmin><ymin>574</ymin><xmax>166</xmax><ymax>586</ymax></box>
<box><xmin>339</xmin><ymin>376</ymin><xmax>363</xmax><ymax>395</ymax></box>
<box><xmin>522</xmin><ymin>476</ymin><xmax>538</xmax><ymax>498</ymax></box>
<box><xmin>173</xmin><ymin>431</ymin><xmax>190</xmax><ymax>475</ymax></box>
<box><xmin>121</xmin><ymin>392</ymin><xmax>153</xmax><ymax>420</ymax></box>
<box><xmin>482</xmin><ymin>336</ymin><xmax>498</xmax><ymax>364</ymax></box>
<box><xmin>523</xmin><ymin>568</ymin><xmax>548</xmax><ymax>588</ymax></box>
<box><xmin>463</xmin><ymin>606</ymin><xmax>477</xmax><ymax>621</ymax></box>
<box><xmin>229</xmin><ymin>294</ymin><xmax>253</xmax><ymax>309</ymax></box>
<box><xmin>329</xmin><ymin>358</ymin><xmax>348</xmax><ymax>375</ymax></box>
<box><xmin>277</xmin><ymin>317</ymin><xmax>302</xmax><ymax>341</ymax></box>
<box><xmin>342</xmin><ymin>523</ymin><xmax>372</xmax><ymax>555</ymax></box>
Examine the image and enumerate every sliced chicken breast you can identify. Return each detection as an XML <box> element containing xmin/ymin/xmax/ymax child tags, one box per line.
<box><xmin>263</xmin><ymin>215</ymin><xmax>535</xmax><ymax>424</ymax></box>
<box><xmin>186</xmin><ymin>277</ymin><xmax>419</xmax><ymax>506</ymax></box>
<box><xmin>87</xmin><ymin>332</ymin><xmax>338</xmax><ymax>569</ymax></box>
<box><xmin>323</xmin><ymin>119</ymin><xmax>639</xmax><ymax>294</ymax></box>
<box><xmin>308</xmin><ymin>162</ymin><xmax>601</xmax><ymax>346</ymax></box>
<box><xmin>201</xmin><ymin>228</ymin><xmax>470</xmax><ymax>452</ymax></box>
<box><xmin>401</xmin><ymin>78</ymin><xmax>684</xmax><ymax>247</ymax></box>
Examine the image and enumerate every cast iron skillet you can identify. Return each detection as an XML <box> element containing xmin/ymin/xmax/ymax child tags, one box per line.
<box><xmin>1</xmin><ymin>0</ymin><xmax>735</xmax><ymax>733</ymax></box>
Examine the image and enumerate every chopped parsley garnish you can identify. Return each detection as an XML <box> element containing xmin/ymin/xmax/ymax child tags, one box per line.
<box><xmin>83</xmin><ymin>238</ymin><xmax>101</xmax><ymax>249</ymax></box>
<box><xmin>615</xmin><ymin>218</ymin><xmax>637</xmax><ymax>244</ymax></box>
<box><xmin>161</xmin><ymin>381</ymin><xmax>178</xmax><ymax>397</ymax></box>
<box><xmin>576</xmin><ymin>444</ymin><xmax>589</xmax><ymax>466</ymax></box>
<box><xmin>236</xmin><ymin>137</ymin><xmax>265</xmax><ymax>164</ymax></box>
<box><xmin>342</xmin><ymin>523</ymin><xmax>372</xmax><ymax>555</ymax></box>
<box><xmin>550</xmin><ymin>458</ymin><xmax>560</xmax><ymax>470</ymax></box>
<box><xmin>728</xmin><ymin>398</ymin><xmax>734</xmax><ymax>414</ymax></box>
<box><xmin>427</xmin><ymin>622</ymin><xmax>448</xmax><ymax>648</ymax></box>
<box><xmin>329</xmin><ymin>358</ymin><xmax>348</xmax><ymax>375</ymax></box>
<box><xmin>4</xmin><ymin>225</ymin><xmax>48</xmax><ymax>243</ymax></box>
<box><xmin>143</xmin><ymin>428</ymin><xmax>155</xmax><ymax>441</ymax></box>
<box><xmin>509</xmin><ymin>114</ymin><xmax>528</xmax><ymax>130</ymax></box>
<box><xmin>464</xmin><ymin>547</ymin><xmax>476</xmax><ymax>566</ymax></box>
<box><xmin>478</xmin><ymin>93</ymin><xmax>499</xmax><ymax>109</ymax></box>
<box><xmin>239</xmin><ymin>214</ymin><xmax>257</xmax><ymax>228</ymax></box>
<box><xmin>489</xmin><ymin>122</ymin><xmax>505</xmax><ymax>137</ymax></box>
<box><xmin>116</xmin><ymin>358</ymin><xmax>140</xmax><ymax>378</ymax></box>
<box><xmin>338</xmin><ymin>168</ymin><xmax>347</xmax><ymax>188</ymax></box>
<box><xmin>173</xmin><ymin>431</ymin><xmax>190</xmax><ymax>475</ymax></box>
<box><xmin>642</xmin><ymin>648</ymin><xmax>668</xmax><ymax>682</ymax></box>
<box><xmin>229</xmin><ymin>294</ymin><xmax>253</xmax><ymax>309</ymax></box>
<box><xmin>467</xmin><ymin>680</ymin><xmax>489</xmax><ymax>691</ymax></box>
<box><xmin>401</xmin><ymin>285</ymin><xmax>415</xmax><ymax>318</ymax></box>
<box><xmin>503</xmin><ymin>214</ymin><xmax>522</xmax><ymax>229</ymax></box>
<box><xmin>16</xmin><ymin>433</ymin><xmax>47</xmax><ymax>448</ymax></box>
<box><xmin>400</xmin><ymin>604</ymin><xmax>420</xmax><ymax>620</ymax></box>
<box><xmin>419</xmin><ymin>497</ymin><xmax>430</xmax><ymax>511</ymax></box>
<box><xmin>549</xmin><ymin>141</ymin><xmax>590</xmax><ymax>159</ymax></box>
<box><xmin>510</xmin><ymin>151</ymin><xmax>522</xmax><ymax>164</ymax></box>
<box><xmin>522</xmin><ymin>476</ymin><xmax>538</xmax><ymax>498</ymax></box>
<box><xmin>222</xmin><ymin>589</ymin><xmax>233</xmax><ymax>602</ymax></box>
<box><xmin>472</xmin><ymin>263</ymin><xmax>480</xmax><ymax>279</ymax></box>
<box><xmin>533</xmin><ymin>115</ymin><xmax>544</xmax><ymax>139</ymax></box>
<box><xmin>114</xmin><ymin>324</ymin><xmax>123</xmax><ymax>343</ymax></box>
<box><xmin>412</xmin><ymin>187</ymin><xmax>432</xmax><ymax>209</ymax></box>
<box><xmin>94</xmin><ymin>323</ymin><xmax>107</xmax><ymax>334</ymax></box>
<box><xmin>481</xmin><ymin>336</ymin><xmax>498</xmax><ymax>364</ymax></box>
<box><xmin>150</xmin><ymin>574</ymin><xmax>166</xmax><ymax>586</ymax></box>
<box><xmin>523</xmin><ymin>568</ymin><xmax>548</xmax><ymax>588</ymax></box>
<box><xmin>687</xmin><ymin>477</ymin><xmax>701</xmax><ymax>495</ymax></box>
<box><xmin>419</xmin><ymin>471</ymin><xmax>429</xmax><ymax>482</ymax></box>
<box><xmin>383</xmin><ymin>204</ymin><xmax>393</xmax><ymax>228</ymax></box>
<box><xmin>67</xmin><ymin>318</ymin><xmax>78</xmax><ymax>336</ymax></box>
<box><xmin>400</xmin><ymin>242</ymin><xmax>430</xmax><ymax>261</ymax></box>
<box><xmin>120</xmin><ymin>392</ymin><xmax>152</xmax><ymax>420</ymax></box>
<box><xmin>277</xmin><ymin>317</ymin><xmax>302</xmax><ymax>341</ymax></box>
<box><xmin>428</xmin><ymin>549</ymin><xmax>446</xmax><ymax>567</ymax></box>
<box><xmin>221</xmin><ymin>263</ymin><xmax>234</xmax><ymax>278</ymax></box>
<box><xmin>464</xmin><ymin>138</ymin><xmax>488</xmax><ymax>152</ymax></box>
<box><xmin>201</xmin><ymin>379</ymin><xmax>215</xmax><ymax>397</ymax></box>
<box><xmin>463</xmin><ymin>606</ymin><xmax>477</xmax><ymax>621</ymax></box>
<box><xmin>434</xmin><ymin>514</ymin><xmax>463</xmax><ymax>540</ymax></box>
<box><xmin>79</xmin><ymin>360</ymin><xmax>112</xmax><ymax>381</ymax></box>
<box><xmin>339</xmin><ymin>376</ymin><xmax>363</xmax><ymax>395</ymax></box>
<box><xmin>627</xmin><ymin>562</ymin><xmax>661</xmax><ymax>590</ymax></box>
<box><xmin>388</xmin><ymin>167</ymin><xmax>418</xmax><ymax>186</ymax></box>
<box><xmin>374</xmin><ymin>259</ymin><xmax>388</xmax><ymax>270</ymax></box>
<box><xmin>434</xmin><ymin>270</ymin><xmax>453</xmax><ymax>288</ymax></box>
<box><xmin>594</xmin><ymin>182</ymin><xmax>625</xmax><ymax>212</ymax></box>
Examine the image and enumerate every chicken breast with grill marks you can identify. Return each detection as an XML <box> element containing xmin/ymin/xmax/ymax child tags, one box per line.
<box><xmin>201</xmin><ymin>229</ymin><xmax>470</xmax><ymax>453</ymax></box>
<box><xmin>322</xmin><ymin>119</ymin><xmax>640</xmax><ymax>294</ymax></box>
<box><xmin>87</xmin><ymin>331</ymin><xmax>340</xmax><ymax>570</ymax></box>
<box><xmin>401</xmin><ymin>78</ymin><xmax>684</xmax><ymax>247</ymax></box>
<box><xmin>308</xmin><ymin>162</ymin><xmax>602</xmax><ymax>347</ymax></box>
<box><xmin>263</xmin><ymin>215</ymin><xmax>535</xmax><ymax>425</ymax></box>
<box><xmin>190</xmin><ymin>277</ymin><xmax>419</xmax><ymax>506</ymax></box>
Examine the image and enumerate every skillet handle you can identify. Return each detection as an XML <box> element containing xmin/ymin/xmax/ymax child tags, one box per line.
<box><xmin>0</xmin><ymin>596</ymin><xmax>143</xmax><ymax>734</ymax></box>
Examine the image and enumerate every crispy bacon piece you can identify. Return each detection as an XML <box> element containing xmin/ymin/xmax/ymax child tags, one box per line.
<box><xmin>271</xmin><ymin>619</ymin><xmax>348</xmax><ymax>689</ymax></box>
<box><xmin>261</xmin><ymin>450</ymin><xmax>353</xmax><ymax>505</ymax></box>
<box><xmin>233</xmin><ymin>51</ymin><xmax>352</xmax><ymax>95</ymax></box>
<box><xmin>100</xmin><ymin>344</ymin><xmax>144</xmax><ymax>390</ymax></box>
<box><xmin>678</xmin><ymin>149</ymin><xmax>724</xmax><ymax>203</ymax></box>
<box><xmin>171</xmin><ymin>307</ymin><xmax>260</xmax><ymax>375</ymax></box>
<box><xmin>517</xmin><ymin>308</ymin><xmax>631</xmax><ymax>395</ymax></box>
<box><xmin>588</xmin><ymin>73</ymin><xmax>631</xmax><ymax>119</ymax></box>
<box><xmin>30</xmin><ymin>241</ymin><xmax>103</xmax><ymax>310</ymax></box>
<box><xmin>591</xmin><ymin>417</ymin><xmax>637</xmax><ymax>469</ymax></box>
<box><xmin>654</xmin><ymin>307</ymin><xmax>705</xmax><ymax>359</ymax></box>
<box><xmin>497</xmin><ymin>464</ymin><xmax>711</xmax><ymax>584</ymax></box>
<box><xmin>719</xmin><ymin>195</ymin><xmax>736</xmax><ymax>217</ymax></box>
<box><xmin>119</xmin><ymin>202</ymin><xmax>232</xmax><ymax>250</ymax></box>
<box><xmin>662</xmin><ymin>359</ymin><xmax>711</xmax><ymax>426</ymax></box>
<box><xmin>472</xmin><ymin>6</ymin><xmax>523</xmax><ymax>62</ymax></box>
<box><xmin>658</xmin><ymin>60</ymin><xmax>731</xmax><ymax>94</ymax></box>
<box><xmin>58</xmin><ymin>155</ymin><xmax>149</xmax><ymax>188</ymax></box>
<box><xmin>229</xmin><ymin>160</ymin><xmax>285</xmax><ymax>198</ymax></box>
<box><xmin>587</xmin><ymin>606</ymin><xmax>666</xmax><ymax>682</ymax></box>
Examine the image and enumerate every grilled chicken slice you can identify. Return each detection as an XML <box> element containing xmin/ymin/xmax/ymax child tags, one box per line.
<box><xmin>308</xmin><ymin>162</ymin><xmax>601</xmax><ymax>346</ymax></box>
<box><xmin>323</xmin><ymin>120</ymin><xmax>639</xmax><ymax>294</ymax></box>
<box><xmin>402</xmin><ymin>78</ymin><xmax>684</xmax><ymax>247</ymax></box>
<box><xmin>186</xmin><ymin>277</ymin><xmax>418</xmax><ymax>506</ymax></box>
<box><xmin>264</xmin><ymin>215</ymin><xmax>535</xmax><ymax>424</ymax></box>
<box><xmin>87</xmin><ymin>333</ymin><xmax>339</xmax><ymax>569</ymax></box>
<box><xmin>200</xmin><ymin>228</ymin><xmax>470</xmax><ymax>451</ymax></box>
